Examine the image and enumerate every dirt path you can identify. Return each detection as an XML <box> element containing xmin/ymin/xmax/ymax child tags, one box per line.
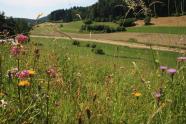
<box><xmin>31</xmin><ymin>35</ymin><xmax>186</xmax><ymax>53</ymax></box>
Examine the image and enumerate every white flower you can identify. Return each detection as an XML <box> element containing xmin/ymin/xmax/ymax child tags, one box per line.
<box><xmin>0</xmin><ymin>99</ymin><xmax>8</xmax><ymax>109</ymax></box>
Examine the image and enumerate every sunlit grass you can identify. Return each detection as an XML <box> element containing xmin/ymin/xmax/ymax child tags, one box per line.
<box><xmin>127</xmin><ymin>26</ymin><xmax>186</xmax><ymax>34</ymax></box>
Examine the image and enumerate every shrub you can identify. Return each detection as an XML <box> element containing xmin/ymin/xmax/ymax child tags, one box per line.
<box><xmin>116</xmin><ymin>26</ymin><xmax>126</xmax><ymax>31</ymax></box>
<box><xmin>144</xmin><ymin>16</ymin><xmax>151</xmax><ymax>25</ymax></box>
<box><xmin>80</xmin><ymin>23</ymin><xmax>126</xmax><ymax>33</ymax></box>
<box><xmin>91</xmin><ymin>44</ymin><xmax>97</xmax><ymax>48</ymax></box>
<box><xmin>86</xmin><ymin>43</ymin><xmax>90</xmax><ymax>47</ymax></box>
<box><xmin>118</xmin><ymin>18</ymin><xmax>136</xmax><ymax>27</ymax></box>
<box><xmin>60</xmin><ymin>24</ymin><xmax>63</xmax><ymax>27</ymax></box>
<box><xmin>83</xmin><ymin>19</ymin><xmax>93</xmax><ymax>25</ymax></box>
<box><xmin>72</xmin><ymin>40</ymin><xmax>80</xmax><ymax>46</ymax></box>
<box><xmin>94</xmin><ymin>48</ymin><xmax>105</xmax><ymax>55</ymax></box>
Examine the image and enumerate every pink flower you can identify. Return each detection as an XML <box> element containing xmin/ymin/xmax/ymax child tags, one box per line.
<box><xmin>167</xmin><ymin>68</ymin><xmax>177</xmax><ymax>75</ymax></box>
<box><xmin>16</xmin><ymin>34</ymin><xmax>28</xmax><ymax>44</ymax></box>
<box><xmin>177</xmin><ymin>57</ymin><xmax>186</xmax><ymax>62</ymax></box>
<box><xmin>10</xmin><ymin>45</ymin><xmax>21</xmax><ymax>57</ymax></box>
<box><xmin>160</xmin><ymin>66</ymin><xmax>167</xmax><ymax>71</ymax></box>
<box><xmin>16</xmin><ymin>70</ymin><xmax>30</xmax><ymax>79</ymax></box>
<box><xmin>46</xmin><ymin>68</ymin><xmax>56</xmax><ymax>78</ymax></box>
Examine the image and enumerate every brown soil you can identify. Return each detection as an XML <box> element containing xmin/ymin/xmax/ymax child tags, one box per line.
<box><xmin>136</xmin><ymin>16</ymin><xmax>186</xmax><ymax>26</ymax></box>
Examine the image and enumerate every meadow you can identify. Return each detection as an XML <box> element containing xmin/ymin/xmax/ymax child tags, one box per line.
<box><xmin>0</xmin><ymin>36</ymin><xmax>185</xmax><ymax>123</ymax></box>
<box><xmin>59</xmin><ymin>21</ymin><xmax>186</xmax><ymax>35</ymax></box>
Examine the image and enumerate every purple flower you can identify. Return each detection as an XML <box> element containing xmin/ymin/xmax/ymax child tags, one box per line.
<box><xmin>167</xmin><ymin>68</ymin><xmax>176</xmax><ymax>75</ymax></box>
<box><xmin>16</xmin><ymin>70</ymin><xmax>30</xmax><ymax>79</ymax></box>
<box><xmin>177</xmin><ymin>57</ymin><xmax>186</xmax><ymax>62</ymax></box>
<box><xmin>160</xmin><ymin>66</ymin><xmax>167</xmax><ymax>71</ymax></box>
<box><xmin>154</xmin><ymin>90</ymin><xmax>161</xmax><ymax>104</ymax></box>
<box><xmin>154</xmin><ymin>91</ymin><xmax>161</xmax><ymax>98</ymax></box>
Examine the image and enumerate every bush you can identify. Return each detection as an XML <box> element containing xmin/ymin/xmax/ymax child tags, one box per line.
<box><xmin>86</xmin><ymin>43</ymin><xmax>90</xmax><ymax>47</ymax></box>
<box><xmin>118</xmin><ymin>18</ymin><xmax>136</xmax><ymax>27</ymax></box>
<box><xmin>144</xmin><ymin>16</ymin><xmax>151</xmax><ymax>25</ymax></box>
<box><xmin>72</xmin><ymin>40</ymin><xmax>80</xmax><ymax>46</ymax></box>
<box><xmin>80</xmin><ymin>23</ymin><xmax>126</xmax><ymax>33</ymax></box>
<box><xmin>116</xmin><ymin>26</ymin><xmax>126</xmax><ymax>31</ymax></box>
<box><xmin>60</xmin><ymin>24</ymin><xmax>63</xmax><ymax>27</ymax></box>
<box><xmin>83</xmin><ymin>19</ymin><xmax>93</xmax><ymax>25</ymax></box>
<box><xmin>94</xmin><ymin>48</ymin><xmax>105</xmax><ymax>55</ymax></box>
<box><xmin>91</xmin><ymin>44</ymin><xmax>97</xmax><ymax>48</ymax></box>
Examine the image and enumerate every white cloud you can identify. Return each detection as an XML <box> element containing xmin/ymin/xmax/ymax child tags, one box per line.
<box><xmin>1</xmin><ymin>0</ymin><xmax>93</xmax><ymax>8</ymax></box>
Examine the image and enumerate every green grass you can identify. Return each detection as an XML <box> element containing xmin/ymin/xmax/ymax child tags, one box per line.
<box><xmin>127</xmin><ymin>26</ymin><xmax>186</xmax><ymax>34</ymax></box>
<box><xmin>1</xmin><ymin>37</ymin><xmax>185</xmax><ymax>123</ymax></box>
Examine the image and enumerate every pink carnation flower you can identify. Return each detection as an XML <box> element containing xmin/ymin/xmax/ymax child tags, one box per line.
<box><xmin>16</xmin><ymin>70</ymin><xmax>30</xmax><ymax>79</ymax></box>
<box><xmin>10</xmin><ymin>45</ymin><xmax>21</xmax><ymax>57</ymax></box>
<box><xmin>16</xmin><ymin>34</ymin><xmax>28</xmax><ymax>44</ymax></box>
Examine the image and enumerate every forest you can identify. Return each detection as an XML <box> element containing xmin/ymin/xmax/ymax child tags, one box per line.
<box><xmin>49</xmin><ymin>0</ymin><xmax>186</xmax><ymax>22</ymax></box>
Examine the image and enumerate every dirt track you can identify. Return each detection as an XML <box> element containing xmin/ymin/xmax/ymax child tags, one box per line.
<box><xmin>31</xmin><ymin>35</ymin><xmax>186</xmax><ymax>53</ymax></box>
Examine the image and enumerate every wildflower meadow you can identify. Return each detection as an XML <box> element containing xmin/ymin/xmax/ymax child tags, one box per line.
<box><xmin>0</xmin><ymin>33</ymin><xmax>185</xmax><ymax>124</ymax></box>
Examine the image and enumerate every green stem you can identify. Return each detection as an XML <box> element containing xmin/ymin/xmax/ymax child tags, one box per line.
<box><xmin>0</xmin><ymin>53</ymin><xmax>2</xmax><ymax>90</ymax></box>
<box><xmin>17</xmin><ymin>59</ymin><xmax>21</xmax><ymax>108</ymax></box>
<box><xmin>46</xmin><ymin>77</ymin><xmax>50</xmax><ymax>124</ymax></box>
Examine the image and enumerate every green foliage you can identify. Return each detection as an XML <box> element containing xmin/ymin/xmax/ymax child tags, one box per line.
<box><xmin>94</xmin><ymin>48</ymin><xmax>105</xmax><ymax>55</ymax></box>
<box><xmin>72</xmin><ymin>40</ymin><xmax>80</xmax><ymax>46</ymax></box>
<box><xmin>83</xmin><ymin>19</ymin><xmax>93</xmax><ymax>25</ymax></box>
<box><xmin>0</xmin><ymin>12</ymin><xmax>32</xmax><ymax>35</ymax></box>
<box><xmin>91</xmin><ymin>44</ymin><xmax>97</xmax><ymax>48</ymax></box>
<box><xmin>118</xmin><ymin>18</ymin><xmax>136</xmax><ymax>27</ymax></box>
<box><xmin>15</xmin><ymin>19</ymin><xmax>32</xmax><ymax>34</ymax></box>
<box><xmin>81</xmin><ymin>24</ymin><xmax>125</xmax><ymax>33</ymax></box>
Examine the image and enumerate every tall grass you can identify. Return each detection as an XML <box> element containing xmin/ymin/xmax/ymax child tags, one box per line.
<box><xmin>0</xmin><ymin>36</ymin><xmax>185</xmax><ymax>124</ymax></box>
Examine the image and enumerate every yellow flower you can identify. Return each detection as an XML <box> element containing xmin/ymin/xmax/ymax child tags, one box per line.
<box><xmin>28</xmin><ymin>70</ymin><xmax>36</xmax><ymax>75</ymax></box>
<box><xmin>18</xmin><ymin>80</ymin><xmax>31</xmax><ymax>87</ymax></box>
<box><xmin>132</xmin><ymin>92</ymin><xmax>142</xmax><ymax>97</ymax></box>
<box><xmin>0</xmin><ymin>92</ymin><xmax>4</xmax><ymax>96</ymax></box>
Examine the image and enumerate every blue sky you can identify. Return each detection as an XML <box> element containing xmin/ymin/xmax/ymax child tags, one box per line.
<box><xmin>0</xmin><ymin>0</ymin><xmax>98</xmax><ymax>19</ymax></box>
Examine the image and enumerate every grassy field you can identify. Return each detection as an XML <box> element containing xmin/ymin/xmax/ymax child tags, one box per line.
<box><xmin>61</xmin><ymin>21</ymin><xmax>186</xmax><ymax>34</ymax></box>
<box><xmin>31</xmin><ymin>20</ymin><xmax>186</xmax><ymax>35</ymax></box>
<box><xmin>0</xmin><ymin>37</ymin><xmax>185</xmax><ymax>123</ymax></box>
<box><xmin>127</xmin><ymin>26</ymin><xmax>186</xmax><ymax>35</ymax></box>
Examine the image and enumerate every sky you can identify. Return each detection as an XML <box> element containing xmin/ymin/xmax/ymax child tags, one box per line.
<box><xmin>0</xmin><ymin>0</ymin><xmax>98</xmax><ymax>19</ymax></box>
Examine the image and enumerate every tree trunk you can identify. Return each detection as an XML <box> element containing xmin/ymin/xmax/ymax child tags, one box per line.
<box><xmin>168</xmin><ymin>0</ymin><xmax>170</xmax><ymax>16</ymax></box>
<box><xmin>181</xmin><ymin>0</ymin><xmax>184</xmax><ymax>15</ymax></box>
<box><xmin>175</xmin><ymin>0</ymin><xmax>178</xmax><ymax>15</ymax></box>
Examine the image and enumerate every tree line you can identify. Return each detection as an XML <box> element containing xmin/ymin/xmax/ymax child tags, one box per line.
<box><xmin>49</xmin><ymin>0</ymin><xmax>186</xmax><ymax>22</ymax></box>
<box><xmin>0</xmin><ymin>12</ymin><xmax>31</xmax><ymax>37</ymax></box>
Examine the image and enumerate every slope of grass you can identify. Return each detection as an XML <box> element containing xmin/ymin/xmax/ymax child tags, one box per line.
<box><xmin>127</xmin><ymin>26</ymin><xmax>186</xmax><ymax>34</ymax></box>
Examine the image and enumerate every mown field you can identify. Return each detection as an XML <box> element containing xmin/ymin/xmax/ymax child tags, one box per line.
<box><xmin>127</xmin><ymin>26</ymin><xmax>186</xmax><ymax>35</ymax></box>
<box><xmin>60</xmin><ymin>21</ymin><xmax>186</xmax><ymax>35</ymax></box>
<box><xmin>0</xmin><ymin>37</ymin><xmax>185</xmax><ymax>123</ymax></box>
<box><xmin>31</xmin><ymin>20</ymin><xmax>186</xmax><ymax>35</ymax></box>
